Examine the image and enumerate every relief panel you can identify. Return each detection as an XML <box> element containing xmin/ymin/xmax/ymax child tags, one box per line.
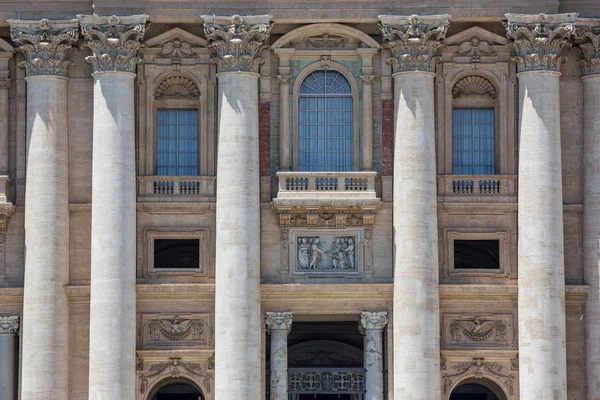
<box><xmin>138</xmin><ymin>313</ymin><xmax>213</xmax><ymax>349</ymax></box>
<box><xmin>441</xmin><ymin>313</ymin><xmax>516</xmax><ymax>349</ymax></box>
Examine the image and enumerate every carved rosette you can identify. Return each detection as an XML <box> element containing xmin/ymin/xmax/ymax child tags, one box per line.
<box><xmin>202</xmin><ymin>14</ymin><xmax>272</xmax><ymax>74</ymax></box>
<box><xmin>378</xmin><ymin>14</ymin><xmax>450</xmax><ymax>74</ymax></box>
<box><xmin>78</xmin><ymin>14</ymin><xmax>149</xmax><ymax>74</ymax></box>
<box><xmin>505</xmin><ymin>13</ymin><xmax>577</xmax><ymax>73</ymax></box>
<box><xmin>0</xmin><ymin>315</ymin><xmax>19</xmax><ymax>334</ymax></box>
<box><xmin>9</xmin><ymin>19</ymin><xmax>78</xmax><ymax>77</ymax></box>
<box><xmin>360</xmin><ymin>311</ymin><xmax>388</xmax><ymax>331</ymax></box>
<box><xmin>265</xmin><ymin>311</ymin><xmax>293</xmax><ymax>333</ymax></box>
<box><xmin>575</xmin><ymin>19</ymin><xmax>600</xmax><ymax>76</ymax></box>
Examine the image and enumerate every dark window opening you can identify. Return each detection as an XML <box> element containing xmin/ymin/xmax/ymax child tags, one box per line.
<box><xmin>454</xmin><ymin>240</ymin><xmax>500</xmax><ymax>270</ymax></box>
<box><xmin>154</xmin><ymin>239</ymin><xmax>200</xmax><ymax>269</ymax></box>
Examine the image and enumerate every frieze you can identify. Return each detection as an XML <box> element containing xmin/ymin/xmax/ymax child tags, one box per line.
<box><xmin>9</xmin><ymin>19</ymin><xmax>78</xmax><ymax>77</ymax></box>
<box><xmin>79</xmin><ymin>14</ymin><xmax>149</xmax><ymax>74</ymax></box>
<box><xmin>442</xmin><ymin>314</ymin><xmax>515</xmax><ymax>349</ymax></box>
<box><xmin>575</xmin><ymin>19</ymin><xmax>600</xmax><ymax>76</ymax></box>
<box><xmin>140</xmin><ymin>313</ymin><xmax>212</xmax><ymax>348</ymax></box>
<box><xmin>504</xmin><ymin>13</ymin><xmax>577</xmax><ymax>73</ymax></box>
<box><xmin>379</xmin><ymin>14</ymin><xmax>449</xmax><ymax>73</ymax></box>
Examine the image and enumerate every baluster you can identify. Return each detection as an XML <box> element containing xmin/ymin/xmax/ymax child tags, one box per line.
<box><xmin>334</xmin><ymin>177</ymin><xmax>338</xmax><ymax>191</ymax></box>
<box><xmin>497</xmin><ymin>180</ymin><xmax>501</xmax><ymax>193</ymax></box>
<box><xmin>452</xmin><ymin>180</ymin><xmax>457</xmax><ymax>193</ymax></box>
<box><xmin>153</xmin><ymin>181</ymin><xmax>158</xmax><ymax>194</ymax></box>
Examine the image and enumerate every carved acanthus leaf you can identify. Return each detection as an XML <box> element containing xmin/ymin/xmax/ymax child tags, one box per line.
<box><xmin>575</xmin><ymin>19</ymin><xmax>600</xmax><ymax>76</ymax></box>
<box><xmin>265</xmin><ymin>311</ymin><xmax>293</xmax><ymax>333</ymax></box>
<box><xmin>452</xmin><ymin>76</ymin><xmax>496</xmax><ymax>99</ymax></box>
<box><xmin>0</xmin><ymin>315</ymin><xmax>19</xmax><ymax>334</ymax></box>
<box><xmin>359</xmin><ymin>311</ymin><xmax>388</xmax><ymax>331</ymax></box>
<box><xmin>9</xmin><ymin>19</ymin><xmax>78</xmax><ymax>77</ymax></box>
<box><xmin>202</xmin><ymin>14</ymin><xmax>272</xmax><ymax>74</ymax></box>
<box><xmin>504</xmin><ymin>13</ymin><xmax>577</xmax><ymax>73</ymax></box>
<box><xmin>155</xmin><ymin>76</ymin><xmax>200</xmax><ymax>99</ymax></box>
<box><xmin>79</xmin><ymin>14</ymin><xmax>149</xmax><ymax>73</ymax></box>
<box><xmin>379</xmin><ymin>14</ymin><xmax>449</xmax><ymax>73</ymax></box>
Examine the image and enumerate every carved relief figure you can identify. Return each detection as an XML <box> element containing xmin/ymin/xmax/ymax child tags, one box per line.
<box><xmin>296</xmin><ymin>236</ymin><xmax>357</xmax><ymax>271</ymax></box>
<box><xmin>297</xmin><ymin>238</ymin><xmax>310</xmax><ymax>269</ymax></box>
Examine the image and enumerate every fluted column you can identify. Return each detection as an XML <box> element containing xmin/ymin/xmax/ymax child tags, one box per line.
<box><xmin>575</xmin><ymin>18</ymin><xmax>600</xmax><ymax>400</ymax></box>
<box><xmin>8</xmin><ymin>18</ymin><xmax>78</xmax><ymax>400</ymax></box>
<box><xmin>202</xmin><ymin>14</ymin><xmax>272</xmax><ymax>399</ymax></box>
<box><xmin>505</xmin><ymin>13</ymin><xmax>576</xmax><ymax>399</ymax></box>
<box><xmin>361</xmin><ymin>75</ymin><xmax>375</xmax><ymax>171</ymax></box>
<box><xmin>379</xmin><ymin>14</ymin><xmax>448</xmax><ymax>399</ymax></box>
<box><xmin>78</xmin><ymin>14</ymin><xmax>148</xmax><ymax>400</ymax></box>
<box><xmin>359</xmin><ymin>311</ymin><xmax>388</xmax><ymax>400</ymax></box>
<box><xmin>265</xmin><ymin>312</ymin><xmax>292</xmax><ymax>400</ymax></box>
<box><xmin>0</xmin><ymin>316</ymin><xmax>19</xmax><ymax>400</ymax></box>
<box><xmin>278</xmin><ymin>75</ymin><xmax>291</xmax><ymax>170</ymax></box>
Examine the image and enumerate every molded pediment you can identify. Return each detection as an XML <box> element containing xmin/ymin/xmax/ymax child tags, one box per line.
<box><xmin>0</xmin><ymin>38</ymin><xmax>14</xmax><ymax>53</ymax></box>
<box><xmin>272</xmin><ymin>23</ymin><xmax>380</xmax><ymax>49</ymax></box>
<box><xmin>144</xmin><ymin>27</ymin><xmax>207</xmax><ymax>48</ymax></box>
<box><xmin>443</xmin><ymin>26</ymin><xmax>509</xmax><ymax>46</ymax></box>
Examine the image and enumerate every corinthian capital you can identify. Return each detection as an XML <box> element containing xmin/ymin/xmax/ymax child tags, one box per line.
<box><xmin>202</xmin><ymin>14</ymin><xmax>273</xmax><ymax>74</ymax></box>
<box><xmin>8</xmin><ymin>19</ymin><xmax>78</xmax><ymax>77</ymax></box>
<box><xmin>505</xmin><ymin>13</ymin><xmax>577</xmax><ymax>73</ymax></box>
<box><xmin>575</xmin><ymin>18</ymin><xmax>600</xmax><ymax>76</ymax></box>
<box><xmin>378</xmin><ymin>14</ymin><xmax>450</xmax><ymax>74</ymax></box>
<box><xmin>0</xmin><ymin>316</ymin><xmax>19</xmax><ymax>334</ymax></box>
<box><xmin>78</xmin><ymin>14</ymin><xmax>149</xmax><ymax>74</ymax></box>
<box><xmin>360</xmin><ymin>311</ymin><xmax>388</xmax><ymax>331</ymax></box>
<box><xmin>265</xmin><ymin>312</ymin><xmax>293</xmax><ymax>333</ymax></box>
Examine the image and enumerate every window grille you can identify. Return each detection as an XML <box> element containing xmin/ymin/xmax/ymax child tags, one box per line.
<box><xmin>157</xmin><ymin>109</ymin><xmax>199</xmax><ymax>176</ymax></box>
<box><xmin>452</xmin><ymin>108</ymin><xmax>495</xmax><ymax>175</ymax></box>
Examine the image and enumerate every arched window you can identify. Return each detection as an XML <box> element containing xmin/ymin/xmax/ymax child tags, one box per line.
<box><xmin>298</xmin><ymin>70</ymin><xmax>353</xmax><ymax>172</ymax></box>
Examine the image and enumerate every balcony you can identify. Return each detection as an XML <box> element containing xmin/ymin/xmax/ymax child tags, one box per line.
<box><xmin>137</xmin><ymin>176</ymin><xmax>216</xmax><ymax>202</ymax></box>
<box><xmin>437</xmin><ymin>175</ymin><xmax>517</xmax><ymax>203</ymax></box>
<box><xmin>287</xmin><ymin>368</ymin><xmax>365</xmax><ymax>395</ymax></box>
<box><xmin>272</xmin><ymin>171</ymin><xmax>381</xmax><ymax>209</ymax></box>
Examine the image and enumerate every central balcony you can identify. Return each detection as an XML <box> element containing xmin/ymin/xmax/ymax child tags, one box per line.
<box><xmin>137</xmin><ymin>176</ymin><xmax>216</xmax><ymax>202</ymax></box>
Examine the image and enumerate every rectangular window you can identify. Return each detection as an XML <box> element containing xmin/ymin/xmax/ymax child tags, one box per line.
<box><xmin>157</xmin><ymin>109</ymin><xmax>198</xmax><ymax>176</ymax></box>
<box><xmin>153</xmin><ymin>239</ymin><xmax>200</xmax><ymax>269</ymax></box>
<box><xmin>454</xmin><ymin>239</ymin><xmax>500</xmax><ymax>270</ymax></box>
<box><xmin>452</xmin><ymin>108</ymin><xmax>494</xmax><ymax>175</ymax></box>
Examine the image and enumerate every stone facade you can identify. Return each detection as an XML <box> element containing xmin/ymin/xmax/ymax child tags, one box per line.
<box><xmin>0</xmin><ymin>3</ymin><xmax>597</xmax><ymax>400</ymax></box>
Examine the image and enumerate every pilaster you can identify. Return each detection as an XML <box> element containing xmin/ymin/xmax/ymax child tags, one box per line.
<box><xmin>360</xmin><ymin>75</ymin><xmax>375</xmax><ymax>171</ymax></box>
<box><xmin>277</xmin><ymin>74</ymin><xmax>291</xmax><ymax>171</ymax></box>
<box><xmin>266</xmin><ymin>312</ymin><xmax>293</xmax><ymax>400</ymax></box>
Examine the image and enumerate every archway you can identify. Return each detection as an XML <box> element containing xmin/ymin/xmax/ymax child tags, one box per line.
<box><xmin>149</xmin><ymin>379</ymin><xmax>204</xmax><ymax>400</ymax></box>
<box><xmin>450</xmin><ymin>379</ymin><xmax>506</xmax><ymax>400</ymax></box>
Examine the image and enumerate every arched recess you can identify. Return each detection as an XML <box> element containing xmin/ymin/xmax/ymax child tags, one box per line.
<box><xmin>138</xmin><ymin>360</ymin><xmax>212</xmax><ymax>400</ymax></box>
<box><xmin>148</xmin><ymin>377</ymin><xmax>205</xmax><ymax>400</ymax></box>
<box><xmin>446</xmin><ymin>376</ymin><xmax>510</xmax><ymax>400</ymax></box>
<box><xmin>292</xmin><ymin>61</ymin><xmax>360</xmax><ymax>171</ymax></box>
<box><xmin>272</xmin><ymin>23</ymin><xmax>380</xmax><ymax>49</ymax></box>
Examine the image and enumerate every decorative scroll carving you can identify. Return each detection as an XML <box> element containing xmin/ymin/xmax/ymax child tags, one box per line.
<box><xmin>379</xmin><ymin>14</ymin><xmax>449</xmax><ymax>73</ymax></box>
<box><xmin>161</xmin><ymin>39</ymin><xmax>195</xmax><ymax>71</ymax></box>
<box><xmin>320</xmin><ymin>55</ymin><xmax>332</xmax><ymax>70</ymax></box>
<box><xmin>9</xmin><ymin>19</ymin><xmax>78</xmax><ymax>77</ymax></box>
<box><xmin>442</xmin><ymin>357</ymin><xmax>515</xmax><ymax>396</ymax></box>
<box><xmin>0</xmin><ymin>315</ymin><xmax>19</xmax><ymax>334</ymax></box>
<box><xmin>304</xmin><ymin>35</ymin><xmax>346</xmax><ymax>48</ymax></box>
<box><xmin>136</xmin><ymin>352</ymin><xmax>144</xmax><ymax>371</ymax></box>
<box><xmin>202</xmin><ymin>14</ymin><xmax>272</xmax><ymax>74</ymax></box>
<box><xmin>359</xmin><ymin>311</ymin><xmax>388</xmax><ymax>330</ymax></box>
<box><xmin>139</xmin><ymin>357</ymin><xmax>211</xmax><ymax>394</ymax></box>
<box><xmin>79</xmin><ymin>14</ymin><xmax>149</xmax><ymax>74</ymax></box>
<box><xmin>155</xmin><ymin>76</ymin><xmax>200</xmax><ymax>99</ymax></box>
<box><xmin>265</xmin><ymin>311</ymin><xmax>293</xmax><ymax>333</ymax></box>
<box><xmin>452</xmin><ymin>76</ymin><xmax>496</xmax><ymax>98</ymax></box>
<box><xmin>504</xmin><ymin>13</ymin><xmax>577</xmax><ymax>73</ymax></box>
<box><xmin>456</xmin><ymin>37</ymin><xmax>495</xmax><ymax>62</ymax></box>
<box><xmin>0</xmin><ymin>80</ymin><xmax>11</xmax><ymax>89</ymax></box>
<box><xmin>450</xmin><ymin>317</ymin><xmax>506</xmax><ymax>341</ymax></box>
<box><xmin>575</xmin><ymin>19</ymin><xmax>600</xmax><ymax>76</ymax></box>
<box><xmin>148</xmin><ymin>317</ymin><xmax>204</xmax><ymax>341</ymax></box>
<box><xmin>297</xmin><ymin>236</ymin><xmax>356</xmax><ymax>271</ymax></box>
<box><xmin>207</xmin><ymin>352</ymin><xmax>215</xmax><ymax>370</ymax></box>
<box><xmin>360</xmin><ymin>75</ymin><xmax>375</xmax><ymax>85</ymax></box>
<box><xmin>511</xmin><ymin>354</ymin><xmax>519</xmax><ymax>371</ymax></box>
<box><xmin>277</xmin><ymin>74</ymin><xmax>291</xmax><ymax>85</ymax></box>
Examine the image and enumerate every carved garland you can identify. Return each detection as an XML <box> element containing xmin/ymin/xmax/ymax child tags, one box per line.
<box><xmin>442</xmin><ymin>357</ymin><xmax>515</xmax><ymax>397</ymax></box>
<box><xmin>155</xmin><ymin>76</ymin><xmax>200</xmax><ymax>99</ymax></box>
<box><xmin>139</xmin><ymin>357</ymin><xmax>212</xmax><ymax>395</ymax></box>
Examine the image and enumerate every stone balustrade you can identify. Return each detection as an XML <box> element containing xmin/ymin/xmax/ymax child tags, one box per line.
<box><xmin>137</xmin><ymin>176</ymin><xmax>216</xmax><ymax>201</ymax></box>
<box><xmin>437</xmin><ymin>175</ymin><xmax>517</xmax><ymax>202</ymax></box>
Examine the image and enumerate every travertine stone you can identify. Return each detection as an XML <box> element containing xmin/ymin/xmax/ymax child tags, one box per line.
<box><xmin>79</xmin><ymin>14</ymin><xmax>147</xmax><ymax>400</ymax></box>
<box><xmin>278</xmin><ymin>75</ymin><xmax>291</xmax><ymax>170</ymax></box>
<box><xmin>8</xmin><ymin>19</ymin><xmax>78</xmax><ymax>77</ymax></box>
<box><xmin>505</xmin><ymin>13</ymin><xmax>577</xmax><ymax>73</ymax></box>
<box><xmin>265</xmin><ymin>312</ymin><xmax>292</xmax><ymax>400</ymax></box>
<box><xmin>378</xmin><ymin>14</ymin><xmax>449</xmax><ymax>73</ymax></box>
<box><xmin>0</xmin><ymin>316</ymin><xmax>18</xmax><ymax>400</ymax></box>
<box><xmin>361</xmin><ymin>75</ymin><xmax>374</xmax><ymax>170</ymax></box>
<box><xmin>359</xmin><ymin>311</ymin><xmax>387</xmax><ymax>400</ymax></box>
<box><xmin>0</xmin><ymin>79</ymin><xmax>10</xmax><ymax>175</ymax></box>
<box><xmin>516</xmin><ymin>71</ymin><xmax>568</xmax><ymax>399</ymax></box>
<box><xmin>202</xmin><ymin>14</ymin><xmax>273</xmax><ymax>74</ymax></box>
<box><xmin>391</xmin><ymin>70</ymin><xmax>441</xmax><ymax>399</ymax></box>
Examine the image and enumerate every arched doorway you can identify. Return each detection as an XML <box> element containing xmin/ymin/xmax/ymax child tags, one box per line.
<box><xmin>450</xmin><ymin>380</ymin><xmax>506</xmax><ymax>400</ymax></box>
<box><xmin>149</xmin><ymin>379</ymin><xmax>204</xmax><ymax>400</ymax></box>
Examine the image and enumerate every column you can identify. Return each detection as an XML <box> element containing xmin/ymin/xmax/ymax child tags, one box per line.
<box><xmin>265</xmin><ymin>312</ymin><xmax>292</xmax><ymax>400</ymax></box>
<box><xmin>78</xmin><ymin>15</ymin><xmax>148</xmax><ymax>399</ymax></box>
<box><xmin>202</xmin><ymin>14</ymin><xmax>272</xmax><ymax>399</ymax></box>
<box><xmin>277</xmin><ymin>75</ymin><xmax>291</xmax><ymax>170</ymax></box>
<box><xmin>361</xmin><ymin>75</ymin><xmax>375</xmax><ymax>170</ymax></box>
<box><xmin>575</xmin><ymin>18</ymin><xmax>600</xmax><ymax>400</ymax></box>
<box><xmin>359</xmin><ymin>311</ymin><xmax>388</xmax><ymax>400</ymax></box>
<box><xmin>378</xmin><ymin>14</ymin><xmax>449</xmax><ymax>399</ymax></box>
<box><xmin>8</xmin><ymin>18</ymin><xmax>78</xmax><ymax>400</ymax></box>
<box><xmin>0</xmin><ymin>316</ymin><xmax>19</xmax><ymax>399</ymax></box>
<box><xmin>505</xmin><ymin>13</ymin><xmax>576</xmax><ymax>399</ymax></box>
